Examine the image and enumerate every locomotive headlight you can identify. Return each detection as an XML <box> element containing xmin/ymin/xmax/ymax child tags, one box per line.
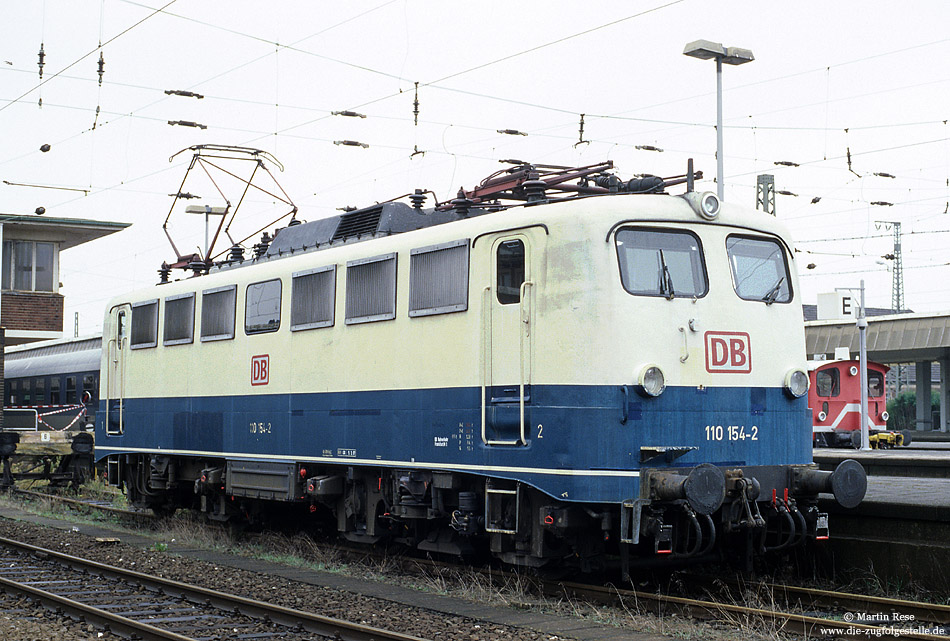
<box><xmin>637</xmin><ymin>365</ymin><xmax>666</xmax><ymax>397</ymax></box>
<box><xmin>784</xmin><ymin>369</ymin><xmax>809</xmax><ymax>398</ymax></box>
<box><xmin>817</xmin><ymin>411</ymin><xmax>827</xmax><ymax>422</ymax></box>
<box><xmin>881</xmin><ymin>410</ymin><xmax>889</xmax><ymax>422</ymax></box>
<box><xmin>682</xmin><ymin>191</ymin><xmax>721</xmax><ymax>220</ymax></box>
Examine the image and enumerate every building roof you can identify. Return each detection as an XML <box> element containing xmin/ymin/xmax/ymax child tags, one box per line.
<box><xmin>0</xmin><ymin>214</ymin><xmax>130</xmax><ymax>250</ymax></box>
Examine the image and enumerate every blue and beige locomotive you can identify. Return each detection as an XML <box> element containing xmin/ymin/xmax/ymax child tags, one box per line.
<box><xmin>96</xmin><ymin>158</ymin><xmax>866</xmax><ymax>573</ymax></box>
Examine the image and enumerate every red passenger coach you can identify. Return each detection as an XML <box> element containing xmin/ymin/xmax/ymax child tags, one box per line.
<box><xmin>809</xmin><ymin>359</ymin><xmax>908</xmax><ymax>448</ymax></box>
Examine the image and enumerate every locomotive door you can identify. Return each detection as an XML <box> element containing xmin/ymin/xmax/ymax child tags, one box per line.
<box><xmin>105</xmin><ymin>304</ymin><xmax>129</xmax><ymax>435</ymax></box>
<box><xmin>481</xmin><ymin>233</ymin><xmax>536</xmax><ymax>446</ymax></box>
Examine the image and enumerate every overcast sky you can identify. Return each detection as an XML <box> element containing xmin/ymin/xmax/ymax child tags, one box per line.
<box><xmin>2</xmin><ymin>1</ymin><xmax>949</xmax><ymax>333</ymax></box>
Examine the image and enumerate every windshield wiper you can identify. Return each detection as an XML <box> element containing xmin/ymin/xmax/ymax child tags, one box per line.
<box><xmin>658</xmin><ymin>249</ymin><xmax>675</xmax><ymax>300</ymax></box>
<box><xmin>762</xmin><ymin>276</ymin><xmax>786</xmax><ymax>305</ymax></box>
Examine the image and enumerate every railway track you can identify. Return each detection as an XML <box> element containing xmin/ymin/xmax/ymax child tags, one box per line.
<box><xmin>0</xmin><ymin>535</ymin><xmax>429</xmax><ymax>641</ymax></box>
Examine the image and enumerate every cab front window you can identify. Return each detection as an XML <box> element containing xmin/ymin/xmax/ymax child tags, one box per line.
<box><xmin>615</xmin><ymin>227</ymin><xmax>707</xmax><ymax>299</ymax></box>
<box><xmin>726</xmin><ymin>235</ymin><xmax>792</xmax><ymax>304</ymax></box>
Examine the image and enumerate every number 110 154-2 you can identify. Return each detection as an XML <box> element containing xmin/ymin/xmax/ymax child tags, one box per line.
<box><xmin>705</xmin><ymin>424</ymin><xmax>758</xmax><ymax>441</ymax></box>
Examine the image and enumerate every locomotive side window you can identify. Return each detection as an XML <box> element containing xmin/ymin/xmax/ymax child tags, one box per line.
<box><xmin>291</xmin><ymin>265</ymin><xmax>336</xmax><ymax>330</ymax></box>
<box><xmin>726</xmin><ymin>236</ymin><xmax>792</xmax><ymax>304</ymax></box>
<box><xmin>130</xmin><ymin>299</ymin><xmax>159</xmax><ymax>349</ymax></box>
<box><xmin>868</xmin><ymin>370</ymin><xmax>884</xmax><ymax>398</ymax></box>
<box><xmin>34</xmin><ymin>378</ymin><xmax>46</xmax><ymax>404</ymax></box>
<box><xmin>201</xmin><ymin>285</ymin><xmax>237</xmax><ymax>341</ymax></box>
<box><xmin>497</xmin><ymin>239</ymin><xmax>525</xmax><ymax>304</ymax></box>
<box><xmin>50</xmin><ymin>377</ymin><xmax>60</xmax><ymax>404</ymax></box>
<box><xmin>246</xmin><ymin>279</ymin><xmax>282</xmax><ymax>334</ymax></box>
<box><xmin>615</xmin><ymin>228</ymin><xmax>707</xmax><ymax>299</ymax></box>
<box><xmin>163</xmin><ymin>292</ymin><xmax>195</xmax><ymax>346</ymax></box>
<box><xmin>410</xmin><ymin>239</ymin><xmax>470</xmax><ymax>316</ymax></box>
<box><xmin>345</xmin><ymin>253</ymin><xmax>397</xmax><ymax>324</ymax></box>
<box><xmin>816</xmin><ymin>368</ymin><xmax>840</xmax><ymax>397</ymax></box>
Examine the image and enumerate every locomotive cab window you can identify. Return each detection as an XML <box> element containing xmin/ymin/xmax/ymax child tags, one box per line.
<box><xmin>816</xmin><ymin>368</ymin><xmax>840</xmax><ymax>397</ymax></box>
<box><xmin>164</xmin><ymin>292</ymin><xmax>195</xmax><ymax>346</ymax></box>
<box><xmin>496</xmin><ymin>239</ymin><xmax>525</xmax><ymax>304</ymax></box>
<box><xmin>726</xmin><ymin>235</ymin><xmax>792</xmax><ymax>304</ymax></box>
<box><xmin>615</xmin><ymin>228</ymin><xmax>707</xmax><ymax>299</ymax></box>
<box><xmin>130</xmin><ymin>300</ymin><xmax>158</xmax><ymax>349</ymax></box>
<box><xmin>246</xmin><ymin>279</ymin><xmax>282</xmax><ymax>334</ymax></box>
<box><xmin>868</xmin><ymin>370</ymin><xmax>884</xmax><ymax>398</ymax></box>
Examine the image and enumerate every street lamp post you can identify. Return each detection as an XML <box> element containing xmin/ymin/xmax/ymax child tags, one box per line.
<box><xmin>683</xmin><ymin>40</ymin><xmax>754</xmax><ymax>201</ymax></box>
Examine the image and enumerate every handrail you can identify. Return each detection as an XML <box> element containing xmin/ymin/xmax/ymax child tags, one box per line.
<box><xmin>518</xmin><ymin>280</ymin><xmax>534</xmax><ymax>446</ymax></box>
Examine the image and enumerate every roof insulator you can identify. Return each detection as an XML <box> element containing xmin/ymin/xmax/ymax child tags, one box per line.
<box><xmin>410</xmin><ymin>189</ymin><xmax>427</xmax><ymax>210</ymax></box>
<box><xmin>253</xmin><ymin>232</ymin><xmax>272</xmax><ymax>259</ymax></box>
<box><xmin>332</xmin><ymin>110</ymin><xmax>366</xmax><ymax>118</ymax></box>
<box><xmin>497</xmin><ymin>129</ymin><xmax>528</xmax><ymax>136</ymax></box>
<box><xmin>157</xmin><ymin>263</ymin><xmax>171</xmax><ymax>284</ymax></box>
<box><xmin>334</xmin><ymin>140</ymin><xmax>369</xmax><ymax>148</ymax></box>
<box><xmin>228</xmin><ymin>244</ymin><xmax>245</xmax><ymax>263</ymax></box>
<box><xmin>523</xmin><ymin>179</ymin><xmax>547</xmax><ymax>204</ymax></box>
<box><xmin>165</xmin><ymin>89</ymin><xmax>205</xmax><ymax>99</ymax></box>
<box><xmin>452</xmin><ymin>190</ymin><xmax>474</xmax><ymax>217</ymax></box>
<box><xmin>168</xmin><ymin>120</ymin><xmax>208</xmax><ymax>129</ymax></box>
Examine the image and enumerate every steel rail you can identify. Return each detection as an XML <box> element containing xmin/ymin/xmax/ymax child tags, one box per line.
<box><xmin>0</xmin><ymin>535</ymin><xmax>429</xmax><ymax>641</ymax></box>
<box><xmin>0</xmin><ymin>572</ymin><xmax>197</xmax><ymax>640</ymax></box>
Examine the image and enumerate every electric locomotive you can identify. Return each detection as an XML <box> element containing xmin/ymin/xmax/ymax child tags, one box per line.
<box><xmin>96</xmin><ymin>156</ymin><xmax>866</xmax><ymax>574</ymax></box>
<box><xmin>809</xmin><ymin>357</ymin><xmax>910</xmax><ymax>448</ymax></box>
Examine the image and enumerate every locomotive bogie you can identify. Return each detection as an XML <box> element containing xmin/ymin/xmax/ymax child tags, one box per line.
<box><xmin>96</xmin><ymin>187</ymin><xmax>866</xmax><ymax>570</ymax></box>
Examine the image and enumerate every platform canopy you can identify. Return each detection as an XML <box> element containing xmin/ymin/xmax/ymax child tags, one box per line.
<box><xmin>805</xmin><ymin>312</ymin><xmax>950</xmax><ymax>363</ymax></box>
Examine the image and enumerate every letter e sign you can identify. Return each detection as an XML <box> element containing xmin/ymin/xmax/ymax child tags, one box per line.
<box><xmin>251</xmin><ymin>354</ymin><xmax>270</xmax><ymax>386</ymax></box>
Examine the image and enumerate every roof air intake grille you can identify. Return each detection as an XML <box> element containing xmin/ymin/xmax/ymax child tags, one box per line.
<box><xmin>332</xmin><ymin>206</ymin><xmax>383</xmax><ymax>241</ymax></box>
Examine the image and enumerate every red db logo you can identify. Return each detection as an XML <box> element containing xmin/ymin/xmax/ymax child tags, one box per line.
<box><xmin>251</xmin><ymin>354</ymin><xmax>269</xmax><ymax>386</ymax></box>
<box><xmin>704</xmin><ymin>332</ymin><xmax>752</xmax><ymax>373</ymax></box>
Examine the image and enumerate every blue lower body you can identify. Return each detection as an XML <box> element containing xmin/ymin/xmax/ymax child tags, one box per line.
<box><xmin>96</xmin><ymin>385</ymin><xmax>811</xmax><ymax>504</ymax></box>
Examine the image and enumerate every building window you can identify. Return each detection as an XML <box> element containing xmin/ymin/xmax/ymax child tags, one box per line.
<box><xmin>130</xmin><ymin>300</ymin><xmax>159</xmax><ymax>349</ymax></box>
<box><xmin>201</xmin><ymin>285</ymin><xmax>236</xmax><ymax>341</ymax></box>
<box><xmin>2</xmin><ymin>240</ymin><xmax>55</xmax><ymax>292</ymax></box>
<box><xmin>616</xmin><ymin>228</ymin><xmax>708</xmax><ymax>299</ymax></box>
<box><xmin>291</xmin><ymin>266</ymin><xmax>336</xmax><ymax>331</ymax></box>
<box><xmin>345</xmin><ymin>253</ymin><xmax>396</xmax><ymax>324</ymax></box>
<box><xmin>410</xmin><ymin>239</ymin><xmax>469</xmax><ymax>317</ymax></box>
<box><xmin>246</xmin><ymin>279</ymin><xmax>281</xmax><ymax>334</ymax></box>
<box><xmin>164</xmin><ymin>293</ymin><xmax>195</xmax><ymax>346</ymax></box>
